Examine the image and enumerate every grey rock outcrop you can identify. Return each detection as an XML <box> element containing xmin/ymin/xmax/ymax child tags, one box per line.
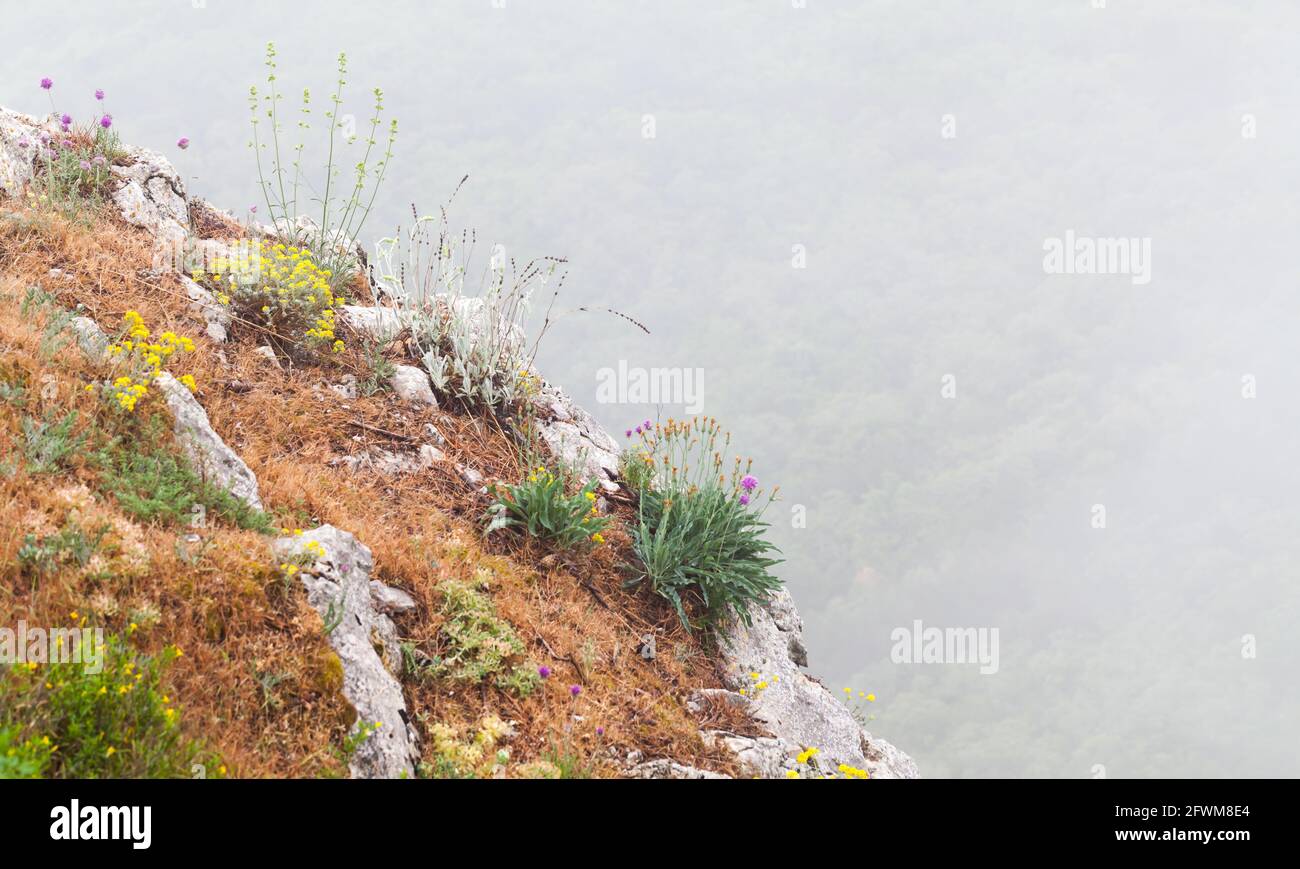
<box><xmin>181</xmin><ymin>275</ymin><xmax>230</xmax><ymax>342</ymax></box>
<box><xmin>0</xmin><ymin>109</ymin><xmax>50</xmax><ymax>198</ymax></box>
<box><xmin>272</xmin><ymin>525</ymin><xmax>419</xmax><ymax>779</ymax></box>
<box><xmin>388</xmin><ymin>364</ymin><xmax>437</xmax><ymax>408</ymax></box>
<box><xmin>717</xmin><ymin>588</ymin><xmax>919</xmax><ymax>779</ymax></box>
<box><xmin>153</xmin><ymin>372</ymin><xmax>263</xmax><ymax>510</ymax></box>
<box><xmin>530</xmin><ymin>382</ymin><xmax>621</xmax><ymax>493</ymax></box>
<box><xmin>111</xmin><ymin>147</ymin><xmax>189</xmax><ymax>244</ymax></box>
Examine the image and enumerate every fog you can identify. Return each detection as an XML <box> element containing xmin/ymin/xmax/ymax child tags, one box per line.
<box><xmin>5</xmin><ymin>0</ymin><xmax>1297</xmax><ymax>777</ymax></box>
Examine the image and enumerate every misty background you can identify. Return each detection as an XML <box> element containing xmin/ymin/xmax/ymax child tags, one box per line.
<box><xmin>5</xmin><ymin>0</ymin><xmax>1298</xmax><ymax>777</ymax></box>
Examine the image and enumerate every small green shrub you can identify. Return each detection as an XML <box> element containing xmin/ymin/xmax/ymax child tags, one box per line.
<box><xmin>25</xmin><ymin>79</ymin><xmax>127</xmax><ymax>217</ymax></box>
<box><xmin>625</xmin><ymin>418</ymin><xmax>782</xmax><ymax>630</ymax></box>
<box><xmin>484</xmin><ymin>465</ymin><xmax>610</xmax><ymax>550</ymax></box>
<box><xmin>21</xmin><ymin>410</ymin><xmax>86</xmax><ymax>474</ymax></box>
<box><xmin>427</xmin><ymin>579</ymin><xmax>530</xmax><ymax>689</ymax></box>
<box><xmin>92</xmin><ymin>414</ymin><xmax>272</xmax><ymax>533</ymax></box>
<box><xmin>17</xmin><ymin>521</ymin><xmax>108</xmax><ymax>583</ymax></box>
<box><xmin>0</xmin><ymin>634</ymin><xmax>210</xmax><ymax>779</ymax></box>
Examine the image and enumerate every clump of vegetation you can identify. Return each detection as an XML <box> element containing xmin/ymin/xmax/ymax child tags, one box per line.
<box><xmin>248</xmin><ymin>43</ymin><xmax>396</xmax><ymax>288</ymax></box>
<box><xmin>421</xmin><ymin>578</ymin><xmax>537</xmax><ymax>695</ymax></box>
<box><xmin>0</xmin><ymin>632</ymin><xmax>214</xmax><ymax>778</ymax></box>
<box><xmin>376</xmin><ymin>204</ymin><xmax>564</xmax><ymax>411</ymax></box>
<box><xmin>92</xmin><ymin>412</ymin><xmax>272</xmax><ymax>533</ymax></box>
<box><xmin>25</xmin><ymin>78</ymin><xmax>127</xmax><ymax>216</ymax></box>
<box><xmin>484</xmin><ymin>464</ymin><xmax>610</xmax><ymax>550</ymax></box>
<box><xmin>420</xmin><ymin>714</ymin><xmax>514</xmax><ymax>779</ymax></box>
<box><xmin>192</xmin><ymin>240</ymin><xmax>344</xmax><ymax>358</ymax></box>
<box><xmin>17</xmin><ymin>520</ymin><xmax>108</xmax><ymax>584</ymax></box>
<box><xmin>624</xmin><ymin>417</ymin><xmax>783</xmax><ymax>630</ymax></box>
<box><xmin>91</xmin><ymin>311</ymin><xmax>197</xmax><ymax>411</ymax></box>
<box><xmin>21</xmin><ymin>410</ymin><xmax>85</xmax><ymax>474</ymax></box>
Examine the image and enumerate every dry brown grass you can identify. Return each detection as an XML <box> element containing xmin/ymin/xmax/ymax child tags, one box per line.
<box><xmin>0</xmin><ymin>203</ymin><xmax>747</xmax><ymax>778</ymax></box>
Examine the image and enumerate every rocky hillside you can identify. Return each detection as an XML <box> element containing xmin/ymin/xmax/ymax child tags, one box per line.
<box><xmin>0</xmin><ymin>105</ymin><xmax>916</xmax><ymax>779</ymax></box>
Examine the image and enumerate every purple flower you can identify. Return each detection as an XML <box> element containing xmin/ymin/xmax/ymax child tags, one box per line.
<box><xmin>92</xmin><ymin>155</ymin><xmax>106</xmax><ymax>166</ymax></box>
<box><xmin>739</xmin><ymin>494</ymin><xmax>751</xmax><ymax>507</ymax></box>
<box><xmin>625</xmin><ymin>429</ymin><xmax>632</xmax><ymax>438</ymax></box>
<box><xmin>79</xmin><ymin>160</ymin><xmax>91</xmax><ymax>171</ymax></box>
<box><xmin>596</xmin><ymin>726</ymin><xmax>605</xmax><ymax>736</ymax></box>
<box><xmin>176</xmin><ymin>137</ymin><xmax>190</xmax><ymax>150</ymax></box>
<box><xmin>635</xmin><ymin>425</ymin><xmax>643</xmax><ymax>435</ymax></box>
<box><xmin>99</xmin><ymin>114</ymin><xmax>112</xmax><ymax>129</ymax></box>
<box><xmin>537</xmin><ymin>665</ymin><xmax>551</xmax><ymax>679</ymax></box>
<box><xmin>249</xmin><ymin>205</ymin><xmax>258</xmax><ymax>214</ymax></box>
<box><xmin>60</xmin><ymin>113</ymin><xmax>71</xmax><ymax>127</ymax></box>
<box><xmin>643</xmin><ymin>420</ymin><xmax>651</xmax><ymax>429</ymax></box>
<box><xmin>16</xmin><ymin>136</ymin><xmax>29</xmax><ymax>149</ymax></box>
<box><xmin>38</xmin><ymin>131</ymin><xmax>50</xmax><ymax>145</ymax></box>
<box><xmin>740</xmin><ymin>474</ymin><xmax>758</xmax><ymax>492</ymax></box>
<box><xmin>569</xmin><ymin>684</ymin><xmax>582</xmax><ymax>697</ymax></box>
<box><xmin>95</xmin><ymin>89</ymin><xmax>104</xmax><ymax>101</ymax></box>
<box><xmin>40</xmin><ymin>77</ymin><xmax>53</xmax><ymax>91</ymax></box>
<box><xmin>61</xmin><ymin>140</ymin><xmax>73</xmax><ymax>149</ymax></box>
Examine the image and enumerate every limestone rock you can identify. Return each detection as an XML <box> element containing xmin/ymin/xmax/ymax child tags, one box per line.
<box><xmin>153</xmin><ymin>372</ymin><xmax>263</xmax><ymax>510</ymax></box>
<box><xmin>717</xmin><ymin>587</ymin><xmax>919</xmax><ymax>779</ymax></box>
<box><xmin>339</xmin><ymin>305</ymin><xmax>410</xmax><ymax>342</ymax></box>
<box><xmin>272</xmin><ymin>526</ymin><xmax>418</xmax><ymax>779</ymax></box>
<box><xmin>110</xmin><ymin>147</ymin><xmax>189</xmax><ymax>244</ymax></box>
<box><xmin>627</xmin><ymin>759</ymin><xmax>730</xmax><ymax>780</ymax></box>
<box><xmin>530</xmin><ymin>382</ymin><xmax>621</xmax><ymax>493</ymax></box>
<box><xmin>181</xmin><ymin>275</ymin><xmax>229</xmax><ymax>342</ymax></box>
<box><xmin>0</xmin><ymin>109</ymin><xmax>49</xmax><ymax>198</ymax></box>
<box><xmin>68</xmin><ymin>316</ymin><xmax>110</xmax><ymax>362</ymax></box>
<box><xmin>388</xmin><ymin>364</ymin><xmax>437</xmax><ymax>408</ymax></box>
<box><xmin>329</xmin><ymin>445</ymin><xmax>441</xmax><ymax>476</ymax></box>
<box><xmin>369</xmin><ymin>580</ymin><xmax>418</xmax><ymax>616</ymax></box>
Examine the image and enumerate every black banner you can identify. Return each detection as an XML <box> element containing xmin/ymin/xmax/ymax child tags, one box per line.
<box><xmin>2</xmin><ymin>778</ymin><xmax>1279</xmax><ymax>855</ymax></box>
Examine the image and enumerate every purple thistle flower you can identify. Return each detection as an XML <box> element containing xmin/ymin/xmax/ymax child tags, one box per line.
<box><xmin>99</xmin><ymin>114</ymin><xmax>113</xmax><ymax>129</ymax></box>
<box><xmin>739</xmin><ymin>494</ymin><xmax>751</xmax><ymax>507</ymax></box>
<box><xmin>569</xmin><ymin>684</ymin><xmax>582</xmax><ymax>697</ymax></box>
<box><xmin>643</xmin><ymin>420</ymin><xmax>651</xmax><ymax>429</ymax></box>
<box><xmin>538</xmin><ymin>665</ymin><xmax>551</xmax><ymax>679</ymax></box>
<box><xmin>635</xmin><ymin>425</ymin><xmax>643</xmax><ymax>435</ymax></box>
<box><xmin>95</xmin><ymin>89</ymin><xmax>104</xmax><ymax>101</ymax></box>
<box><xmin>60</xmin><ymin>113</ymin><xmax>71</xmax><ymax>127</ymax></box>
<box><xmin>38</xmin><ymin>131</ymin><xmax>50</xmax><ymax>144</ymax></box>
<box><xmin>176</xmin><ymin>137</ymin><xmax>190</xmax><ymax>150</ymax></box>
<box><xmin>92</xmin><ymin>155</ymin><xmax>106</xmax><ymax>166</ymax></box>
<box><xmin>740</xmin><ymin>474</ymin><xmax>758</xmax><ymax>492</ymax></box>
<box><xmin>625</xmin><ymin>429</ymin><xmax>632</xmax><ymax>438</ymax></box>
<box><xmin>40</xmin><ymin>77</ymin><xmax>53</xmax><ymax>91</ymax></box>
<box><xmin>596</xmin><ymin>726</ymin><xmax>605</xmax><ymax>736</ymax></box>
<box><xmin>62</xmin><ymin>139</ymin><xmax>73</xmax><ymax>149</ymax></box>
<box><xmin>79</xmin><ymin>160</ymin><xmax>91</xmax><ymax>171</ymax></box>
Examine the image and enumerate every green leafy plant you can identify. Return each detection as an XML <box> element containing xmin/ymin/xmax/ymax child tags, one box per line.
<box><xmin>249</xmin><ymin>43</ymin><xmax>396</xmax><ymax>288</ymax></box>
<box><xmin>92</xmin><ymin>413</ymin><xmax>272</xmax><ymax>533</ymax></box>
<box><xmin>484</xmin><ymin>464</ymin><xmax>610</xmax><ymax>550</ymax></box>
<box><xmin>22</xmin><ymin>410</ymin><xmax>85</xmax><ymax>474</ymax></box>
<box><xmin>0</xmin><ymin>634</ymin><xmax>211</xmax><ymax>778</ymax></box>
<box><xmin>625</xmin><ymin>418</ymin><xmax>782</xmax><ymax>630</ymax></box>
<box><xmin>425</xmin><ymin>578</ymin><xmax>534</xmax><ymax>691</ymax></box>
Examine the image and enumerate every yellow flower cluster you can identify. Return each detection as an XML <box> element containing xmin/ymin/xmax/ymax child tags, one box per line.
<box><xmin>738</xmin><ymin>670</ymin><xmax>778</xmax><ymax>697</ymax></box>
<box><xmin>96</xmin><ymin>312</ymin><xmax>198</xmax><ymax>411</ymax></box>
<box><xmin>193</xmin><ymin>240</ymin><xmax>346</xmax><ymax>354</ymax></box>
